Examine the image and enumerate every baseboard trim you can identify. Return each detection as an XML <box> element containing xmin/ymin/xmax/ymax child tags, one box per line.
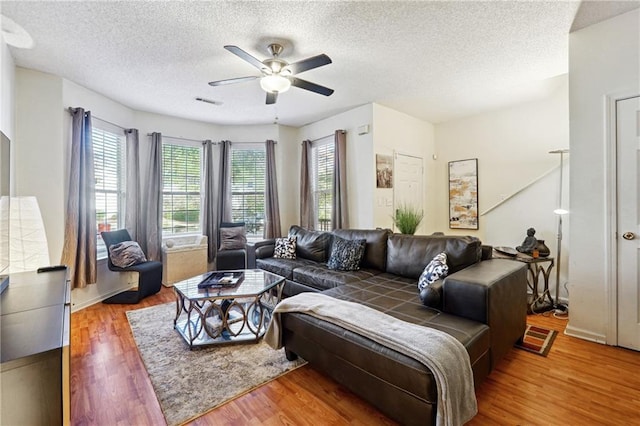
<box><xmin>564</xmin><ymin>324</ymin><xmax>607</xmax><ymax>345</ymax></box>
<box><xmin>71</xmin><ymin>284</ymin><xmax>136</xmax><ymax>313</ymax></box>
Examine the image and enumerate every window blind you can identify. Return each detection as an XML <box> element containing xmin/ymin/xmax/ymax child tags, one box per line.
<box><xmin>230</xmin><ymin>145</ymin><xmax>266</xmax><ymax>237</ymax></box>
<box><xmin>92</xmin><ymin>127</ymin><xmax>124</xmax><ymax>258</ymax></box>
<box><xmin>162</xmin><ymin>142</ymin><xmax>202</xmax><ymax>235</ymax></box>
<box><xmin>311</xmin><ymin>139</ymin><xmax>334</xmax><ymax>231</ymax></box>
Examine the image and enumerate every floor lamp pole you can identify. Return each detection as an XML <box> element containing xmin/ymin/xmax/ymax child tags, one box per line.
<box><xmin>555</xmin><ymin>213</ymin><xmax>563</xmax><ymax>307</ymax></box>
<box><xmin>550</xmin><ymin>149</ymin><xmax>569</xmax><ymax>311</ymax></box>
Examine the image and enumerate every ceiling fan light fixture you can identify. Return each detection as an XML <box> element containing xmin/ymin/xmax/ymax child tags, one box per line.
<box><xmin>260</xmin><ymin>75</ymin><xmax>291</xmax><ymax>94</ymax></box>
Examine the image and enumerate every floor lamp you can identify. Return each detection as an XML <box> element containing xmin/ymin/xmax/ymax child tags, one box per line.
<box><xmin>549</xmin><ymin>149</ymin><xmax>569</xmax><ymax>312</ymax></box>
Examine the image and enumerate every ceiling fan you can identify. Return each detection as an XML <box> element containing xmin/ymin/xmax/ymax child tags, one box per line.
<box><xmin>209</xmin><ymin>43</ymin><xmax>334</xmax><ymax>105</ymax></box>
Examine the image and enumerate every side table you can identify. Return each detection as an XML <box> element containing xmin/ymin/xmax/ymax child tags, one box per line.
<box><xmin>494</xmin><ymin>250</ymin><xmax>555</xmax><ymax>314</ymax></box>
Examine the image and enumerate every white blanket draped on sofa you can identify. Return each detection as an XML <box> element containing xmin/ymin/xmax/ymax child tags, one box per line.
<box><xmin>265</xmin><ymin>292</ymin><xmax>477</xmax><ymax>426</ymax></box>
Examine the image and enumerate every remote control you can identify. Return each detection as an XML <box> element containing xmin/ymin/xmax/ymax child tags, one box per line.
<box><xmin>37</xmin><ymin>265</ymin><xmax>67</xmax><ymax>273</ymax></box>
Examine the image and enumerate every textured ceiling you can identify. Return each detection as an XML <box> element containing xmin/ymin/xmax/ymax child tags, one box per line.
<box><xmin>1</xmin><ymin>1</ymin><xmax>635</xmax><ymax>127</ymax></box>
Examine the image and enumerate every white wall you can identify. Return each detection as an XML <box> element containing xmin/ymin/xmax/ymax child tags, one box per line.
<box><xmin>276</xmin><ymin>125</ymin><xmax>301</xmax><ymax>233</ymax></box>
<box><xmin>434</xmin><ymin>75</ymin><xmax>569</xmax><ymax>240</ymax></box>
<box><xmin>15</xmin><ymin>68</ymin><xmax>64</xmax><ymax>266</ymax></box>
<box><xmin>14</xmin><ymin>70</ymin><xmax>301</xmax><ymax>309</ymax></box>
<box><xmin>434</xmin><ymin>76</ymin><xmax>570</xmax><ymax>300</ymax></box>
<box><xmin>372</xmin><ymin>103</ymin><xmax>435</xmax><ymax>233</ymax></box>
<box><xmin>298</xmin><ymin>104</ymin><xmax>375</xmax><ymax>228</ymax></box>
<box><xmin>567</xmin><ymin>9</ymin><xmax>640</xmax><ymax>343</ymax></box>
<box><xmin>1</xmin><ymin>39</ymin><xmax>15</xmax><ymax>141</ymax></box>
<box><xmin>296</xmin><ymin>103</ymin><xmax>435</xmax><ymax>233</ymax></box>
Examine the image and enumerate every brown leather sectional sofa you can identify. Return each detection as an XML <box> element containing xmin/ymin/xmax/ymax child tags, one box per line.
<box><xmin>256</xmin><ymin>226</ymin><xmax>527</xmax><ymax>425</ymax></box>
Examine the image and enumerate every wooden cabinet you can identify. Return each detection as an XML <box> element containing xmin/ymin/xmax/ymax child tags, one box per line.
<box><xmin>1</xmin><ymin>269</ymin><xmax>70</xmax><ymax>426</ymax></box>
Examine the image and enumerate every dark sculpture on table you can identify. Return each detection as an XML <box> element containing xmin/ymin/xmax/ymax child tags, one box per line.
<box><xmin>516</xmin><ymin>228</ymin><xmax>538</xmax><ymax>254</ymax></box>
<box><xmin>516</xmin><ymin>227</ymin><xmax>551</xmax><ymax>257</ymax></box>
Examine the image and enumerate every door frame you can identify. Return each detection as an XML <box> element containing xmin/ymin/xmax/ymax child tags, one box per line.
<box><xmin>605</xmin><ymin>90</ymin><xmax>640</xmax><ymax>346</ymax></box>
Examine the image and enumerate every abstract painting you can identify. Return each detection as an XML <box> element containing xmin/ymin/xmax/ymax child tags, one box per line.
<box><xmin>449</xmin><ymin>158</ymin><xmax>478</xmax><ymax>229</ymax></box>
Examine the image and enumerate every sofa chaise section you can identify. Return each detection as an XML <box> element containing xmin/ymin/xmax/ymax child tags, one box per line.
<box><xmin>257</xmin><ymin>226</ymin><xmax>527</xmax><ymax>425</ymax></box>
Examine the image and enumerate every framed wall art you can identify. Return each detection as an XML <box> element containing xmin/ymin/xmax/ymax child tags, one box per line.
<box><xmin>376</xmin><ymin>154</ymin><xmax>393</xmax><ymax>188</ymax></box>
<box><xmin>448</xmin><ymin>158</ymin><xmax>478</xmax><ymax>229</ymax></box>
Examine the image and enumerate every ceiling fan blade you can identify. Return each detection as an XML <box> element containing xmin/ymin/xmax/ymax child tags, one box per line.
<box><xmin>285</xmin><ymin>54</ymin><xmax>332</xmax><ymax>75</ymax></box>
<box><xmin>224</xmin><ymin>45</ymin><xmax>269</xmax><ymax>72</ymax></box>
<box><xmin>208</xmin><ymin>76</ymin><xmax>258</xmax><ymax>86</ymax></box>
<box><xmin>266</xmin><ymin>91</ymin><xmax>278</xmax><ymax>105</ymax></box>
<box><xmin>289</xmin><ymin>77</ymin><xmax>334</xmax><ymax>96</ymax></box>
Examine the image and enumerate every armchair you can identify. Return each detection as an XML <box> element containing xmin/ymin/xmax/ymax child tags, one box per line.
<box><xmin>216</xmin><ymin>222</ymin><xmax>247</xmax><ymax>270</ymax></box>
<box><xmin>101</xmin><ymin>229</ymin><xmax>162</xmax><ymax>304</ymax></box>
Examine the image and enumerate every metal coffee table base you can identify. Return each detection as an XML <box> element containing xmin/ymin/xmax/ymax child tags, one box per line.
<box><xmin>172</xmin><ymin>270</ymin><xmax>284</xmax><ymax>349</ymax></box>
<box><xmin>174</xmin><ymin>292</ymin><xmax>280</xmax><ymax>349</ymax></box>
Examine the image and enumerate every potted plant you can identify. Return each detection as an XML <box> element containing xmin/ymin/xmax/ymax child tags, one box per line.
<box><xmin>392</xmin><ymin>204</ymin><xmax>424</xmax><ymax>235</ymax></box>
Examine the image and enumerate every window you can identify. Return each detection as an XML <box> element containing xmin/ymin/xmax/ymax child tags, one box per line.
<box><xmin>162</xmin><ymin>141</ymin><xmax>202</xmax><ymax>235</ymax></box>
<box><xmin>93</xmin><ymin>125</ymin><xmax>125</xmax><ymax>258</ymax></box>
<box><xmin>311</xmin><ymin>139</ymin><xmax>335</xmax><ymax>231</ymax></box>
<box><xmin>230</xmin><ymin>145</ymin><xmax>266</xmax><ymax>239</ymax></box>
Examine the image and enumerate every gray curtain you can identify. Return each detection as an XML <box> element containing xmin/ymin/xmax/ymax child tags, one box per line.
<box><xmin>61</xmin><ymin>107</ymin><xmax>97</xmax><ymax>289</ymax></box>
<box><xmin>142</xmin><ymin>132</ymin><xmax>163</xmax><ymax>261</ymax></box>
<box><xmin>124</xmin><ymin>128</ymin><xmax>141</xmax><ymax>241</ymax></box>
<box><xmin>218</xmin><ymin>140</ymin><xmax>232</xmax><ymax>223</ymax></box>
<box><xmin>299</xmin><ymin>140</ymin><xmax>314</xmax><ymax>229</ymax></box>
<box><xmin>202</xmin><ymin>140</ymin><xmax>219</xmax><ymax>262</ymax></box>
<box><xmin>332</xmin><ymin>130</ymin><xmax>349</xmax><ymax>229</ymax></box>
<box><xmin>264</xmin><ymin>139</ymin><xmax>282</xmax><ymax>238</ymax></box>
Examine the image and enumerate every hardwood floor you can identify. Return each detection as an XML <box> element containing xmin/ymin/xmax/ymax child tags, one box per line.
<box><xmin>71</xmin><ymin>286</ymin><xmax>640</xmax><ymax>425</ymax></box>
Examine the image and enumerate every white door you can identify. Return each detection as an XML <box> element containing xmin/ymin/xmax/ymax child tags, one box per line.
<box><xmin>617</xmin><ymin>95</ymin><xmax>640</xmax><ymax>351</ymax></box>
<box><xmin>393</xmin><ymin>153</ymin><xmax>424</xmax><ymax>233</ymax></box>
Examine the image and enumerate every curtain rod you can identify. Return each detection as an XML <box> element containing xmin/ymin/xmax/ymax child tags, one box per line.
<box><xmin>67</xmin><ymin>107</ymin><xmax>127</xmax><ymax>130</ymax></box>
<box><xmin>307</xmin><ymin>130</ymin><xmax>345</xmax><ymax>144</ymax></box>
<box><xmin>67</xmin><ymin>108</ymin><xmax>283</xmax><ymax>143</ymax></box>
<box><xmin>226</xmin><ymin>141</ymin><xmax>277</xmax><ymax>145</ymax></box>
<box><xmin>145</xmin><ymin>135</ymin><xmax>277</xmax><ymax>145</ymax></box>
<box><xmin>308</xmin><ymin>133</ymin><xmax>334</xmax><ymax>144</ymax></box>
<box><xmin>146</xmin><ymin>134</ymin><xmax>205</xmax><ymax>144</ymax></box>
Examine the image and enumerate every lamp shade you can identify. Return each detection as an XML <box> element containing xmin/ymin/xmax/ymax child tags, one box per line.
<box><xmin>9</xmin><ymin>196</ymin><xmax>50</xmax><ymax>273</ymax></box>
<box><xmin>260</xmin><ymin>75</ymin><xmax>291</xmax><ymax>93</ymax></box>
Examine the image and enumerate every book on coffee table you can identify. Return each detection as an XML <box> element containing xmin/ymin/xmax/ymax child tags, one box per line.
<box><xmin>198</xmin><ymin>271</ymin><xmax>244</xmax><ymax>289</ymax></box>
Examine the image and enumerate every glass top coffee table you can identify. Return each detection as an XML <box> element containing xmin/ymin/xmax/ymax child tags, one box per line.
<box><xmin>173</xmin><ymin>269</ymin><xmax>284</xmax><ymax>349</ymax></box>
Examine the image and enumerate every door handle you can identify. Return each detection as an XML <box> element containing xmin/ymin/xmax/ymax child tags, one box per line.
<box><xmin>623</xmin><ymin>232</ymin><xmax>636</xmax><ymax>240</ymax></box>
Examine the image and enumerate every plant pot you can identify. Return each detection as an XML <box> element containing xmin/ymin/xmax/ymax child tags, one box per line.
<box><xmin>536</xmin><ymin>240</ymin><xmax>550</xmax><ymax>257</ymax></box>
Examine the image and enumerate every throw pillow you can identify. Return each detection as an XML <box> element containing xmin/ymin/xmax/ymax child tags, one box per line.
<box><xmin>274</xmin><ymin>236</ymin><xmax>297</xmax><ymax>259</ymax></box>
<box><xmin>219</xmin><ymin>226</ymin><xmax>247</xmax><ymax>250</ymax></box>
<box><xmin>417</xmin><ymin>252</ymin><xmax>449</xmax><ymax>292</ymax></box>
<box><xmin>327</xmin><ymin>236</ymin><xmax>366</xmax><ymax>271</ymax></box>
<box><xmin>109</xmin><ymin>241</ymin><xmax>147</xmax><ymax>268</ymax></box>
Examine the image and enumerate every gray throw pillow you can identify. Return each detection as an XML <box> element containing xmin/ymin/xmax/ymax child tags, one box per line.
<box><xmin>219</xmin><ymin>226</ymin><xmax>247</xmax><ymax>250</ymax></box>
<box><xmin>109</xmin><ymin>241</ymin><xmax>147</xmax><ymax>268</ymax></box>
<box><xmin>327</xmin><ymin>236</ymin><xmax>366</xmax><ymax>271</ymax></box>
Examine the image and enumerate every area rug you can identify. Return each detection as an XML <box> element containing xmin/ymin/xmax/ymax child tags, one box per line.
<box><xmin>515</xmin><ymin>324</ymin><xmax>558</xmax><ymax>357</ymax></box>
<box><xmin>126</xmin><ymin>302</ymin><xmax>306</xmax><ymax>426</ymax></box>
